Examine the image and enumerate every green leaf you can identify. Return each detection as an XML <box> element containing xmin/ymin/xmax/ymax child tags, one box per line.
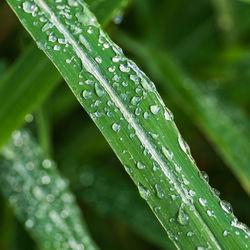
<box><xmin>0</xmin><ymin>0</ymin><xmax>128</xmax><ymax>149</ymax></box>
<box><xmin>0</xmin><ymin>45</ymin><xmax>61</xmax><ymax>149</ymax></box>
<box><xmin>0</xmin><ymin>130</ymin><xmax>98</xmax><ymax>250</ymax></box>
<box><xmin>115</xmin><ymin>32</ymin><xmax>250</xmax><ymax>195</ymax></box>
<box><xmin>7</xmin><ymin>0</ymin><xmax>250</xmax><ymax>249</ymax></box>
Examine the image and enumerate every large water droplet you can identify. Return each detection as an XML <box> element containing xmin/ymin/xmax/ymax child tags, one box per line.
<box><xmin>22</xmin><ymin>1</ymin><xmax>37</xmax><ymax>14</ymax></box>
<box><xmin>155</xmin><ymin>184</ymin><xmax>165</xmax><ymax>199</ymax></box>
<box><xmin>137</xmin><ymin>161</ymin><xmax>146</xmax><ymax>170</ymax></box>
<box><xmin>220</xmin><ymin>200</ymin><xmax>233</xmax><ymax>214</ymax></box>
<box><xmin>131</xmin><ymin>96</ymin><xmax>142</xmax><ymax>106</ymax></box>
<box><xmin>82</xmin><ymin>90</ymin><xmax>92</xmax><ymax>99</ymax></box>
<box><xmin>177</xmin><ymin>204</ymin><xmax>189</xmax><ymax>226</ymax></box>
<box><xmin>119</xmin><ymin>64</ymin><xmax>130</xmax><ymax>72</ymax></box>
<box><xmin>199</xmin><ymin>198</ymin><xmax>207</xmax><ymax>207</ymax></box>
<box><xmin>95</xmin><ymin>83</ymin><xmax>105</xmax><ymax>97</ymax></box>
<box><xmin>138</xmin><ymin>183</ymin><xmax>150</xmax><ymax>200</ymax></box>
<box><xmin>199</xmin><ymin>171</ymin><xmax>209</xmax><ymax>183</ymax></box>
<box><xmin>150</xmin><ymin>105</ymin><xmax>160</xmax><ymax>115</ymax></box>
<box><xmin>112</xmin><ymin>123</ymin><xmax>121</xmax><ymax>132</ymax></box>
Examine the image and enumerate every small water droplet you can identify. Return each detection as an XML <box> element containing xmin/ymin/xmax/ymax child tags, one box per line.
<box><xmin>112</xmin><ymin>123</ymin><xmax>121</xmax><ymax>132</ymax></box>
<box><xmin>95</xmin><ymin>56</ymin><xmax>102</xmax><ymax>64</ymax></box>
<box><xmin>137</xmin><ymin>161</ymin><xmax>146</xmax><ymax>170</ymax></box>
<box><xmin>22</xmin><ymin>1</ymin><xmax>37</xmax><ymax>14</ymax></box>
<box><xmin>95</xmin><ymin>83</ymin><xmax>105</xmax><ymax>97</ymax></box>
<box><xmin>220</xmin><ymin>200</ymin><xmax>233</xmax><ymax>214</ymax></box>
<box><xmin>150</xmin><ymin>105</ymin><xmax>161</xmax><ymax>115</ymax></box>
<box><xmin>171</xmin><ymin>194</ymin><xmax>178</xmax><ymax>200</ymax></box>
<box><xmin>144</xmin><ymin>112</ymin><xmax>150</xmax><ymax>119</ymax></box>
<box><xmin>155</xmin><ymin>184</ymin><xmax>165</xmax><ymax>199</ymax></box>
<box><xmin>199</xmin><ymin>198</ymin><xmax>207</xmax><ymax>207</ymax></box>
<box><xmin>199</xmin><ymin>171</ymin><xmax>209</xmax><ymax>183</ymax></box>
<box><xmin>187</xmin><ymin>231</ymin><xmax>194</xmax><ymax>237</ymax></box>
<box><xmin>223</xmin><ymin>230</ymin><xmax>230</xmax><ymax>237</ymax></box>
<box><xmin>138</xmin><ymin>183</ymin><xmax>150</xmax><ymax>200</ymax></box>
<box><xmin>82</xmin><ymin>90</ymin><xmax>92</xmax><ymax>99</ymax></box>
<box><xmin>131</xmin><ymin>96</ymin><xmax>142</xmax><ymax>106</ymax></box>
<box><xmin>119</xmin><ymin>64</ymin><xmax>130</xmax><ymax>72</ymax></box>
<box><xmin>177</xmin><ymin>204</ymin><xmax>189</xmax><ymax>226</ymax></box>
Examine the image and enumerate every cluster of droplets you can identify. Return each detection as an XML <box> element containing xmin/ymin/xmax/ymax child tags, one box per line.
<box><xmin>0</xmin><ymin>130</ymin><xmax>95</xmax><ymax>250</ymax></box>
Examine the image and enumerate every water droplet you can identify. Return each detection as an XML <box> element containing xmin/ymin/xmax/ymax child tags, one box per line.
<box><xmin>124</xmin><ymin>165</ymin><xmax>133</xmax><ymax>176</ymax></box>
<box><xmin>223</xmin><ymin>230</ymin><xmax>230</xmax><ymax>237</ymax></box>
<box><xmin>143</xmin><ymin>112</ymin><xmax>150</xmax><ymax>119</ymax></box>
<box><xmin>48</xmin><ymin>32</ymin><xmax>57</xmax><ymax>42</ymax></box>
<box><xmin>137</xmin><ymin>161</ymin><xmax>146</xmax><ymax>170</ymax></box>
<box><xmin>112</xmin><ymin>123</ymin><xmax>121</xmax><ymax>132</ymax></box>
<box><xmin>131</xmin><ymin>96</ymin><xmax>142</xmax><ymax>106</ymax></box>
<box><xmin>138</xmin><ymin>183</ymin><xmax>150</xmax><ymax>200</ymax></box>
<box><xmin>25</xmin><ymin>219</ymin><xmax>34</xmax><ymax>228</ymax></box>
<box><xmin>119</xmin><ymin>64</ymin><xmax>130</xmax><ymax>72</ymax></box>
<box><xmin>164</xmin><ymin>108</ymin><xmax>174</xmax><ymax>121</ymax></box>
<box><xmin>41</xmin><ymin>175</ymin><xmax>51</xmax><ymax>185</ymax></box>
<box><xmin>211</xmin><ymin>188</ymin><xmax>220</xmax><ymax>198</ymax></box>
<box><xmin>220</xmin><ymin>200</ymin><xmax>233</xmax><ymax>214</ymax></box>
<box><xmin>189</xmin><ymin>190</ymin><xmax>196</xmax><ymax>197</ymax></box>
<box><xmin>187</xmin><ymin>231</ymin><xmax>194</xmax><ymax>237</ymax></box>
<box><xmin>155</xmin><ymin>184</ymin><xmax>165</xmax><ymax>199</ymax></box>
<box><xmin>53</xmin><ymin>45</ymin><xmax>61</xmax><ymax>51</ymax></box>
<box><xmin>171</xmin><ymin>194</ymin><xmax>178</xmax><ymax>200</ymax></box>
<box><xmin>199</xmin><ymin>198</ymin><xmax>207</xmax><ymax>207</ymax></box>
<box><xmin>22</xmin><ymin>1</ymin><xmax>37</xmax><ymax>14</ymax></box>
<box><xmin>95</xmin><ymin>83</ymin><xmax>105</xmax><ymax>97</ymax></box>
<box><xmin>82</xmin><ymin>90</ymin><xmax>92</xmax><ymax>99</ymax></box>
<box><xmin>199</xmin><ymin>171</ymin><xmax>209</xmax><ymax>183</ymax></box>
<box><xmin>42</xmin><ymin>159</ymin><xmax>52</xmax><ymax>169</ymax></box>
<box><xmin>150</xmin><ymin>105</ymin><xmax>160</xmax><ymax>115</ymax></box>
<box><xmin>162</xmin><ymin>146</ymin><xmax>173</xmax><ymax>160</ymax></box>
<box><xmin>154</xmin><ymin>206</ymin><xmax>161</xmax><ymax>213</ymax></box>
<box><xmin>95</xmin><ymin>56</ymin><xmax>102</xmax><ymax>64</ymax></box>
<box><xmin>177</xmin><ymin>204</ymin><xmax>189</xmax><ymax>226</ymax></box>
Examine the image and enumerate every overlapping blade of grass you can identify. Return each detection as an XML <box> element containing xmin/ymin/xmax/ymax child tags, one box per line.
<box><xmin>0</xmin><ymin>130</ymin><xmax>98</xmax><ymax>250</ymax></box>
<box><xmin>7</xmin><ymin>0</ymin><xmax>250</xmax><ymax>248</ymax></box>
<box><xmin>0</xmin><ymin>0</ymin><xmax>128</xmax><ymax>149</ymax></box>
<box><xmin>116</xmin><ymin>33</ymin><xmax>250</xmax><ymax>195</ymax></box>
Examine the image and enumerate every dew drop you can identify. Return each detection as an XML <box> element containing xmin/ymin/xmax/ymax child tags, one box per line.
<box><xmin>138</xmin><ymin>183</ymin><xmax>150</xmax><ymax>200</ymax></box>
<box><xmin>131</xmin><ymin>96</ymin><xmax>142</xmax><ymax>106</ymax></box>
<box><xmin>137</xmin><ymin>161</ymin><xmax>146</xmax><ymax>170</ymax></box>
<box><xmin>48</xmin><ymin>32</ymin><xmax>57</xmax><ymax>42</ymax></box>
<box><xmin>177</xmin><ymin>204</ymin><xmax>189</xmax><ymax>226</ymax></box>
<box><xmin>22</xmin><ymin>1</ymin><xmax>37</xmax><ymax>14</ymax></box>
<box><xmin>223</xmin><ymin>230</ymin><xmax>230</xmax><ymax>237</ymax></box>
<box><xmin>150</xmin><ymin>105</ymin><xmax>161</xmax><ymax>115</ymax></box>
<box><xmin>199</xmin><ymin>171</ymin><xmax>209</xmax><ymax>183</ymax></box>
<box><xmin>187</xmin><ymin>231</ymin><xmax>194</xmax><ymax>237</ymax></box>
<box><xmin>144</xmin><ymin>112</ymin><xmax>150</xmax><ymax>119</ymax></box>
<box><xmin>199</xmin><ymin>198</ymin><xmax>207</xmax><ymax>207</ymax></box>
<box><xmin>220</xmin><ymin>200</ymin><xmax>233</xmax><ymax>214</ymax></box>
<box><xmin>155</xmin><ymin>184</ymin><xmax>165</xmax><ymax>199</ymax></box>
<box><xmin>112</xmin><ymin>123</ymin><xmax>121</xmax><ymax>132</ymax></box>
<box><xmin>95</xmin><ymin>56</ymin><xmax>102</xmax><ymax>64</ymax></box>
<box><xmin>82</xmin><ymin>90</ymin><xmax>92</xmax><ymax>99</ymax></box>
<box><xmin>162</xmin><ymin>146</ymin><xmax>173</xmax><ymax>160</ymax></box>
<box><xmin>119</xmin><ymin>64</ymin><xmax>130</xmax><ymax>72</ymax></box>
<box><xmin>95</xmin><ymin>83</ymin><xmax>105</xmax><ymax>97</ymax></box>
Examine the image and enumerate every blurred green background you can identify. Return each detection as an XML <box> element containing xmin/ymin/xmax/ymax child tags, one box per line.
<box><xmin>0</xmin><ymin>0</ymin><xmax>250</xmax><ymax>249</ymax></box>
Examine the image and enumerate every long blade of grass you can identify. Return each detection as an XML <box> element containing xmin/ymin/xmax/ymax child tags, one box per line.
<box><xmin>0</xmin><ymin>130</ymin><xmax>98</xmax><ymax>250</ymax></box>
<box><xmin>7</xmin><ymin>0</ymin><xmax>250</xmax><ymax>248</ymax></box>
<box><xmin>116</xmin><ymin>32</ymin><xmax>250</xmax><ymax>195</ymax></box>
<box><xmin>0</xmin><ymin>0</ymin><xmax>128</xmax><ymax>149</ymax></box>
